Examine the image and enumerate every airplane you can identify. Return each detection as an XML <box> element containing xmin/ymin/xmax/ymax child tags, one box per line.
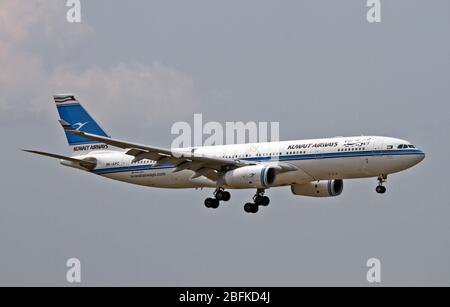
<box><xmin>23</xmin><ymin>94</ymin><xmax>426</xmax><ymax>214</ymax></box>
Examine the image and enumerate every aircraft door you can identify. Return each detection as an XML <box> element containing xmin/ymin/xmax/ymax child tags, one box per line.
<box><xmin>363</xmin><ymin>137</ymin><xmax>382</xmax><ymax>175</ymax></box>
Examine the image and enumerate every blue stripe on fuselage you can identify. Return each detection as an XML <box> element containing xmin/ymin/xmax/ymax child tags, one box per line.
<box><xmin>92</xmin><ymin>165</ymin><xmax>174</xmax><ymax>175</ymax></box>
<box><xmin>91</xmin><ymin>149</ymin><xmax>425</xmax><ymax>175</ymax></box>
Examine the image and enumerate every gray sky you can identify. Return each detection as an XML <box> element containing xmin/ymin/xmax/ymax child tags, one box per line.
<box><xmin>0</xmin><ymin>0</ymin><xmax>449</xmax><ymax>286</ymax></box>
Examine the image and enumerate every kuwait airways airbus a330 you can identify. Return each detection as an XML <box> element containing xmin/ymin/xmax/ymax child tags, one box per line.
<box><xmin>24</xmin><ymin>95</ymin><xmax>425</xmax><ymax>213</ymax></box>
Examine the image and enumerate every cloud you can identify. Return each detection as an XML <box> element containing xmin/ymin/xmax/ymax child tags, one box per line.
<box><xmin>0</xmin><ymin>0</ymin><xmax>195</xmax><ymax>122</ymax></box>
<box><xmin>49</xmin><ymin>62</ymin><xmax>195</xmax><ymax>121</ymax></box>
<box><xmin>0</xmin><ymin>0</ymin><xmax>92</xmax><ymax>46</ymax></box>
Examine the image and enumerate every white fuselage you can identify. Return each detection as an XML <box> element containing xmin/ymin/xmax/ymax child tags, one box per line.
<box><xmin>65</xmin><ymin>136</ymin><xmax>425</xmax><ymax>189</ymax></box>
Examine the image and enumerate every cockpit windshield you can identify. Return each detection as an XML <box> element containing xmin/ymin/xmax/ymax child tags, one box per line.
<box><xmin>398</xmin><ymin>144</ymin><xmax>415</xmax><ymax>149</ymax></box>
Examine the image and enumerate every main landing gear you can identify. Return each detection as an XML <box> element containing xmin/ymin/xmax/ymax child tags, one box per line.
<box><xmin>376</xmin><ymin>175</ymin><xmax>387</xmax><ymax>194</ymax></box>
<box><xmin>244</xmin><ymin>189</ymin><xmax>270</xmax><ymax>214</ymax></box>
<box><xmin>204</xmin><ymin>188</ymin><xmax>231</xmax><ymax>209</ymax></box>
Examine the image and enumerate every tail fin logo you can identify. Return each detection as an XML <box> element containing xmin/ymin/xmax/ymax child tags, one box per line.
<box><xmin>72</xmin><ymin>121</ymin><xmax>89</xmax><ymax>131</ymax></box>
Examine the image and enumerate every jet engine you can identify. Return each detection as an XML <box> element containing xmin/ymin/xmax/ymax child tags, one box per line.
<box><xmin>291</xmin><ymin>179</ymin><xmax>343</xmax><ymax>197</ymax></box>
<box><xmin>224</xmin><ymin>165</ymin><xmax>276</xmax><ymax>189</ymax></box>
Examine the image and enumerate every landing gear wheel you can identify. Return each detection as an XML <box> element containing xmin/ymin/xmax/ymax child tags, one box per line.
<box><xmin>205</xmin><ymin>197</ymin><xmax>219</xmax><ymax>209</ymax></box>
<box><xmin>214</xmin><ymin>190</ymin><xmax>231</xmax><ymax>202</ymax></box>
<box><xmin>255</xmin><ymin>195</ymin><xmax>270</xmax><ymax>207</ymax></box>
<box><xmin>204</xmin><ymin>198</ymin><xmax>213</xmax><ymax>208</ymax></box>
<box><xmin>244</xmin><ymin>203</ymin><xmax>252</xmax><ymax>213</ymax></box>
<box><xmin>376</xmin><ymin>185</ymin><xmax>386</xmax><ymax>194</ymax></box>
<box><xmin>211</xmin><ymin>199</ymin><xmax>219</xmax><ymax>208</ymax></box>
<box><xmin>222</xmin><ymin>191</ymin><xmax>231</xmax><ymax>202</ymax></box>
<box><xmin>376</xmin><ymin>175</ymin><xmax>387</xmax><ymax>194</ymax></box>
<box><xmin>215</xmin><ymin>190</ymin><xmax>224</xmax><ymax>201</ymax></box>
<box><xmin>244</xmin><ymin>203</ymin><xmax>258</xmax><ymax>213</ymax></box>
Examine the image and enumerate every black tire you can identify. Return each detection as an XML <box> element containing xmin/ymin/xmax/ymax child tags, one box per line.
<box><xmin>254</xmin><ymin>195</ymin><xmax>270</xmax><ymax>206</ymax></box>
<box><xmin>260</xmin><ymin>196</ymin><xmax>270</xmax><ymax>206</ymax></box>
<box><xmin>204</xmin><ymin>198</ymin><xmax>213</xmax><ymax>208</ymax></box>
<box><xmin>215</xmin><ymin>190</ymin><xmax>224</xmax><ymax>201</ymax></box>
<box><xmin>210</xmin><ymin>198</ymin><xmax>220</xmax><ymax>209</ymax></box>
<box><xmin>222</xmin><ymin>191</ymin><xmax>231</xmax><ymax>202</ymax></box>
<box><xmin>254</xmin><ymin>195</ymin><xmax>262</xmax><ymax>205</ymax></box>
<box><xmin>244</xmin><ymin>203</ymin><xmax>254</xmax><ymax>213</ymax></box>
<box><xmin>251</xmin><ymin>203</ymin><xmax>259</xmax><ymax>213</ymax></box>
<box><xmin>376</xmin><ymin>186</ymin><xmax>386</xmax><ymax>194</ymax></box>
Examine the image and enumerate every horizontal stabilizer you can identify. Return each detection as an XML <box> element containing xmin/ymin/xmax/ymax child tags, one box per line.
<box><xmin>22</xmin><ymin>149</ymin><xmax>96</xmax><ymax>169</ymax></box>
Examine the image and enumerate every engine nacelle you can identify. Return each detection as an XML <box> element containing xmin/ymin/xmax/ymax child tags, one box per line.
<box><xmin>224</xmin><ymin>165</ymin><xmax>276</xmax><ymax>189</ymax></box>
<box><xmin>291</xmin><ymin>179</ymin><xmax>343</xmax><ymax>197</ymax></box>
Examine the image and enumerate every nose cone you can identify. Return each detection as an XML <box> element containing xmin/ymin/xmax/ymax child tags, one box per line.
<box><xmin>413</xmin><ymin>148</ymin><xmax>426</xmax><ymax>165</ymax></box>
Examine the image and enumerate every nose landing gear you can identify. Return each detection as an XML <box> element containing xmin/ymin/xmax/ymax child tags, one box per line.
<box><xmin>204</xmin><ymin>188</ymin><xmax>231</xmax><ymax>209</ymax></box>
<box><xmin>376</xmin><ymin>175</ymin><xmax>387</xmax><ymax>194</ymax></box>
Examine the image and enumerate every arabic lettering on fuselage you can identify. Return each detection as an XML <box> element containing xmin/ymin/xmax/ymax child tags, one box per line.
<box><xmin>343</xmin><ymin>138</ymin><xmax>371</xmax><ymax>147</ymax></box>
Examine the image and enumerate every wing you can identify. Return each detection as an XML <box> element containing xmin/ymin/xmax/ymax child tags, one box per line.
<box><xmin>62</xmin><ymin>128</ymin><xmax>255</xmax><ymax>181</ymax></box>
